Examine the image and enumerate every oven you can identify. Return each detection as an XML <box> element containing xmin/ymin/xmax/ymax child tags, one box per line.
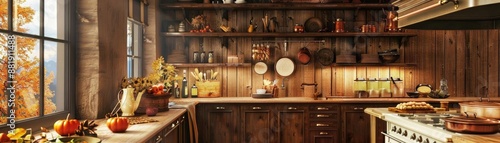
<box><xmin>383</xmin><ymin>114</ymin><xmax>454</xmax><ymax>143</ymax></box>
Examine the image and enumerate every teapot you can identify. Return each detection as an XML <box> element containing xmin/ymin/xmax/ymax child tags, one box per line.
<box><xmin>382</xmin><ymin>8</ymin><xmax>398</xmax><ymax>32</ymax></box>
<box><xmin>118</xmin><ymin>87</ymin><xmax>144</xmax><ymax>116</ymax></box>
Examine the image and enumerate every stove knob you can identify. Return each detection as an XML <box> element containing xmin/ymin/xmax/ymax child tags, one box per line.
<box><xmin>433</xmin><ymin>141</ymin><xmax>437</xmax><ymax>143</ymax></box>
<box><xmin>417</xmin><ymin>136</ymin><xmax>423</xmax><ymax>142</ymax></box>
<box><xmin>410</xmin><ymin>133</ymin><xmax>416</xmax><ymax>140</ymax></box>
<box><xmin>397</xmin><ymin>128</ymin><xmax>402</xmax><ymax>134</ymax></box>
<box><xmin>391</xmin><ymin>126</ymin><xmax>397</xmax><ymax>132</ymax></box>
<box><xmin>423</xmin><ymin>139</ymin><xmax>430</xmax><ymax>143</ymax></box>
<box><xmin>402</xmin><ymin>130</ymin><xmax>407</xmax><ymax>137</ymax></box>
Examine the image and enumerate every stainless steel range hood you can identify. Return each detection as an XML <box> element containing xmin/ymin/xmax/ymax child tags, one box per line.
<box><xmin>392</xmin><ymin>0</ymin><xmax>500</xmax><ymax>29</ymax></box>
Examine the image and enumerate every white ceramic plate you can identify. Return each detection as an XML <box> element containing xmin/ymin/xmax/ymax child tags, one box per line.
<box><xmin>254</xmin><ymin>62</ymin><xmax>268</xmax><ymax>74</ymax></box>
<box><xmin>275</xmin><ymin>58</ymin><xmax>295</xmax><ymax>76</ymax></box>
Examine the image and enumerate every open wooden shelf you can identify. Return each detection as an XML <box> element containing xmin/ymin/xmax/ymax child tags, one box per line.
<box><xmin>170</xmin><ymin>63</ymin><xmax>251</xmax><ymax>68</ymax></box>
<box><xmin>163</xmin><ymin>32</ymin><xmax>416</xmax><ymax>37</ymax></box>
<box><xmin>331</xmin><ymin>63</ymin><xmax>417</xmax><ymax>66</ymax></box>
<box><xmin>160</xmin><ymin>3</ymin><xmax>395</xmax><ymax>10</ymax></box>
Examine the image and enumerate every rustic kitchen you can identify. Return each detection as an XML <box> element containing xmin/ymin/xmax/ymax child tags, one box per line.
<box><xmin>1</xmin><ymin>0</ymin><xmax>500</xmax><ymax>143</ymax></box>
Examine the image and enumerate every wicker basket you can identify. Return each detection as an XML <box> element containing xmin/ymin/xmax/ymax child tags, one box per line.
<box><xmin>136</xmin><ymin>93</ymin><xmax>171</xmax><ymax>114</ymax></box>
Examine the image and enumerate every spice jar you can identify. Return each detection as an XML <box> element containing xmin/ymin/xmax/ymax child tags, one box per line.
<box><xmin>334</xmin><ymin>18</ymin><xmax>345</xmax><ymax>33</ymax></box>
<box><xmin>208</xmin><ymin>51</ymin><xmax>214</xmax><ymax>63</ymax></box>
<box><xmin>193</xmin><ymin>51</ymin><xmax>199</xmax><ymax>63</ymax></box>
<box><xmin>294</xmin><ymin>24</ymin><xmax>304</xmax><ymax>33</ymax></box>
<box><xmin>367</xmin><ymin>78</ymin><xmax>379</xmax><ymax>97</ymax></box>
<box><xmin>200</xmin><ymin>51</ymin><xmax>206</xmax><ymax>63</ymax></box>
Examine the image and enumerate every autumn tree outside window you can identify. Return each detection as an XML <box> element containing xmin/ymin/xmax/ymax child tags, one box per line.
<box><xmin>0</xmin><ymin>0</ymin><xmax>73</xmax><ymax>132</ymax></box>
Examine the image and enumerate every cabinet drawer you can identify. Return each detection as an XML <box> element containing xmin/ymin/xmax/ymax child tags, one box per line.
<box><xmin>309</xmin><ymin>113</ymin><xmax>338</xmax><ymax>120</ymax></box>
<box><xmin>309</xmin><ymin>121</ymin><xmax>338</xmax><ymax>129</ymax></box>
<box><xmin>309</xmin><ymin>130</ymin><xmax>338</xmax><ymax>143</ymax></box>
<box><xmin>309</xmin><ymin>105</ymin><xmax>339</xmax><ymax>112</ymax></box>
<box><xmin>241</xmin><ymin>105</ymin><xmax>272</xmax><ymax>110</ymax></box>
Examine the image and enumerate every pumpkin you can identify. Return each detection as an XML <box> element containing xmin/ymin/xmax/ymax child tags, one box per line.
<box><xmin>0</xmin><ymin>133</ymin><xmax>10</xmax><ymax>142</ymax></box>
<box><xmin>53</xmin><ymin>114</ymin><xmax>80</xmax><ymax>136</ymax></box>
<box><xmin>106</xmin><ymin>117</ymin><xmax>129</xmax><ymax>133</ymax></box>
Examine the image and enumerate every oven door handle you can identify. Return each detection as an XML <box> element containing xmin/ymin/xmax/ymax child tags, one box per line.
<box><xmin>381</xmin><ymin>132</ymin><xmax>405</xmax><ymax>143</ymax></box>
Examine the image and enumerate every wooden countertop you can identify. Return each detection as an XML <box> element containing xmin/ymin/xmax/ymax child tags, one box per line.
<box><xmin>37</xmin><ymin>109</ymin><xmax>186</xmax><ymax>143</ymax></box>
<box><xmin>171</xmin><ymin>97</ymin><xmax>500</xmax><ymax>104</ymax></box>
<box><xmin>452</xmin><ymin>134</ymin><xmax>500</xmax><ymax>143</ymax></box>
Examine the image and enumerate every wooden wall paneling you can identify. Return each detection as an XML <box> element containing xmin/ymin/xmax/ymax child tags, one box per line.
<box><xmin>444</xmin><ymin>30</ymin><xmax>457</xmax><ymax>97</ymax></box>
<box><xmin>477</xmin><ymin>30</ymin><xmax>489</xmax><ymax>97</ymax></box>
<box><xmin>345</xmin><ymin>67</ymin><xmax>356</xmax><ymax>97</ymax></box>
<box><xmin>465</xmin><ymin>30</ymin><xmax>475</xmax><ymax>96</ymax></box>
<box><xmin>435</xmin><ymin>30</ymin><xmax>445</xmax><ymax>90</ymax></box>
<box><xmin>456</xmin><ymin>30</ymin><xmax>466</xmax><ymax>97</ymax></box>
<box><xmin>287</xmin><ymin>38</ymin><xmax>304</xmax><ymax>97</ymax></box>
<box><xmin>488</xmin><ymin>30</ymin><xmax>499</xmax><ymax>97</ymax></box>
<box><xmin>404</xmin><ymin>30</ymin><xmax>418</xmax><ymax>92</ymax></box>
<box><xmin>420</xmin><ymin>30</ymin><xmax>436</xmax><ymax>88</ymax></box>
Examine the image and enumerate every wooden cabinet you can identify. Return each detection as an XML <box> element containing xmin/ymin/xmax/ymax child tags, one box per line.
<box><xmin>147</xmin><ymin>113</ymin><xmax>188</xmax><ymax>143</ymax></box>
<box><xmin>308</xmin><ymin>104</ymin><xmax>340</xmax><ymax>143</ymax></box>
<box><xmin>340</xmin><ymin>103</ymin><xmax>397</xmax><ymax>143</ymax></box>
<box><xmin>276</xmin><ymin>105</ymin><xmax>307</xmax><ymax>143</ymax></box>
<box><xmin>197</xmin><ymin>104</ymin><xmax>239</xmax><ymax>143</ymax></box>
<box><xmin>240</xmin><ymin>104</ymin><xmax>274</xmax><ymax>143</ymax></box>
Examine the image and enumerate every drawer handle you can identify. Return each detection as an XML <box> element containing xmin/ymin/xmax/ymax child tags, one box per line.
<box><xmin>316</xmin><ymin>114</ymin><xmax>330</xmax><ymax>118</ymax></box>
<box><xmin>316</xmin><ymin>123</ymin><xmax>330</xmax><ymax>127</ymax></box>
<box><xmin>216</xmin><ymin>106</ymin><xmax>225</xmax><ymax>110</ymax></box>
<box><xmin>319</xmin><ymin>132</ymin><xmax>329</xmax><ymax>135</ymax></box>
<box><xmin>155</xmin><ymin>135</ymin><xmax>163</xmax><ymax>143</ymax></box>
<box><xmin>252</xmin><ymin>107</ymin><xmax>262</xmax><ymax>110</ymax></box>
<box><xmin>354</xmin><ymin>107</ymin><xmax>364</xmax><ymax>110</ymax></box>
<box><xmin>288</xmin><ymin>107</ymin><xmax>297</xmax><ymax>110</ymax></box>
<box><xmin>317</xmin><ymin>107</ymin><xmax>329</xmax><ymax>110</ymax></box>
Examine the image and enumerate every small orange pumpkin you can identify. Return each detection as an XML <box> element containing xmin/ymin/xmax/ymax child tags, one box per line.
<box><xmin>106</xmin><ymin>117</ymin><xmax>129</xmax><ymax>133</ymax></box>
<box><xmin>53</xmin><ymin>113</ymin><xmax>80</xmax><ymax>136</ymax></box>
<box><xmin>0</xmin><ymin>133</ymin><xmax>10</xmax><ymax>142</ymax></box>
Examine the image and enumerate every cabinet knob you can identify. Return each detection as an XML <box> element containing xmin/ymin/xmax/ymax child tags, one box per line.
<box><xmin>319</xmin><ymin>132</ymin><xmax>329</xmax><ymax>135</ymax></box>
<box><xmin>288</xmin><ymin>107</ymin><xmax>297</xmax><ymax>110</ymax></box>
<box><xmin>316</xmin><ymin>114</ymin><xmax>330</xmax><ymax>118</ymax></box>
<box><xmin>216</xmin><ymin>106</ymin><xmax>225</xmax><ymax>110</ymax></box>
<box><xmin>316</xmin><ymin>123</ymin><xmax>330</xmax><ymax>127</ymax></box>
<box><xmin>252</xmin><ymin>106</ymin><xmax>262</xmax><ymax>110</ymax></box>
<box><xmin>317</xmin><ymin>107</ymin><xmax>329</xmax><ymax>110</ymax></box>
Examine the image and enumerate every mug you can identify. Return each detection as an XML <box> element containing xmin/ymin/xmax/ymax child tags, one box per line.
<box><xmin>223</xmin><ymin>0</ymin><xmax>233</xmax><ymax>4</ymax></box>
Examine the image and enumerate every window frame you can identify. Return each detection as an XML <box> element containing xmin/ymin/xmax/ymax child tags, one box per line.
<box><xmin>0</xmin><ymin>0</ymin><xmax>75</xmax><ymax>133</ymax></box>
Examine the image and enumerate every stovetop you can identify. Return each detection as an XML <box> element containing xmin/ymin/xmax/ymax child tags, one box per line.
<box><xmin>396</xmin><ymin>113</ymin><xmax>461</xmax><ymax>130</ymax></box>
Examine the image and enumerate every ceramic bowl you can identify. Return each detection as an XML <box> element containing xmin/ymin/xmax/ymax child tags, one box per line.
<box><xmin>406</xmin><ymin>91</ymin><xmax>420</xmax><ymax>98</ymax></box>
<box><xmin>256</xmin><ymin>89</ymin><xmax>267</xmax><ymax>94</ymax></box>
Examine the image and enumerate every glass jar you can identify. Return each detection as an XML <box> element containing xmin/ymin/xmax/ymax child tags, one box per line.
<box><xmin>208</xmin><ymin>51</ymin><xmax>214</xmax><ymax>63</ymax></box>
<box><xmin>379</xmin><ymin>78</ymin><xmax>391</xmax><ymax>97</ymax></box>
<box><xmin>354</xmin><ymin>78</ymin><xmax>367</xmax><ymax>91</ymax></box>
<box><xmin>193</xmin><ymin>51</ymin><xmax>199</xmax><ymax>63</ymax></box>
<box><xmin>334</xmin><ymin>18</ymin><xmax>345</xmax><ymax>33</ymax></box>
<box><xmin>367</xmin><ymin>78</ymin><xmax>379</xmax><ymax>97</ymax></box>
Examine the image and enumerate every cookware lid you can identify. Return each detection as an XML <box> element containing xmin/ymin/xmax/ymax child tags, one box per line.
<box><xmin>276</xmin><ymin>58</ymin><xmax>294</xmax><ymax>76</ymax></box>
<box><xmin>444</xmin><ymin>113</ymin><xmax>500</xmax><ymax>125</ymax></box>
<box><xmin>254</xmin><ymin>62</ymin><xmax>267</xmax><ymax>74</ymax></box>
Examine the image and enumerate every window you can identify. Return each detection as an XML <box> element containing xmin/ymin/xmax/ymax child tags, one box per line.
<box><xmin>126</xmin><ymin>19</ymin><xmax>143</xmax><ymax>78</ymax></box>
<box><xmin>0</xmin><ymin>0</ymin><xmax>73</xmax><ymax>132</ymax></box>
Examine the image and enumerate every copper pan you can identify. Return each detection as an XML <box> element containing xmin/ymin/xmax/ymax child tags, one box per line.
<box><xmin>444</xmin><ymin>112</ymin><xmax>500</xmax><ymax>134</ymax></box>
<box><xmin>460</xmin><ymin>98</ymin><xmax>500</xmax><ymax>119</ymax></box>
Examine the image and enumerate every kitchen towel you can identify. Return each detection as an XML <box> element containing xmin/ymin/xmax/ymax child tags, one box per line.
<box><xmin>170</xmin><ymin>101</ymin><xmax>199</xmax><ymax>143</ymax></box>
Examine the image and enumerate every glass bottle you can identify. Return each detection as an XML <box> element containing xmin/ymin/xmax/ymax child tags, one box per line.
<box><xmin>182</xmin><ymin>70</ymin><xmax>188</xmax><ymax>98</ymax></box>
<box><xmin>335</xmin><ymin>18</ymin><xmax>345</xmax><ymax>33</ymax></box>
<box><xmin>191</xmin><ymin>84</ymin><xmax>198</xmax><ymax>98</ymax></box>
<box><xmin>193</xmin><ymin>51</ymin><xmax>199</xmax><ymax>63</ymax></box>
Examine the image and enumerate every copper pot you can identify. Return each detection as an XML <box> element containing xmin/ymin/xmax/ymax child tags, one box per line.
<box><xmin>444</xmin><ymin>112</ymin><xmax>500</xmax><ymax>134</ymax></box>
<box><xmin>460</xmin><ymin>99</ymin><xmax>500</xmax><ymax>119</ymax></box>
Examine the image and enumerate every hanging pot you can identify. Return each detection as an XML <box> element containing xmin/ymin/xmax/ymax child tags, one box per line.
<box><xmin>316</xmin><ymin>48</ymin><xmax>334</xmax><ymax>66</ymax></box>
<box><xmin>443</xmin><ymin>112</ymin><xmax>500</xmax><ymax>134</ymax></box>
<box><xmin>297</xmin><ymin>47</ymin><xmax>312</xmax><ymax>65</ymax></box>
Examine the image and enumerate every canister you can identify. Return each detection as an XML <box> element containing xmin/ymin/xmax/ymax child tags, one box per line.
<box><xmin>354</xmin><ymin>78</ymin><xmax>368</xmax><ymax>98</ymax></box>
<box><xmin>367</xmin><ymin>78</ymin><xmax>379</xmax><ymax>97</ymax></box>
<box><xmin>379</xmin><ymin>78</ymin><xmax>391</xmax><ymax>97</ymax></box>
<box><xmin>390</xmin><ymin>78</ymin><xmax>404</xmax><ymax>97</ymax></box>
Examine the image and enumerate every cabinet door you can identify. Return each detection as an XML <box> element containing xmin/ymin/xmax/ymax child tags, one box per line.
<box><xmin>241</xmin><ymin>105</ymin><xmax>274</xmax><ymax>143</ymax></box>
<box><xmin>341</xmin><ymin>104</ymin><xmax>396</xmax><ymax>143</ymax></box>
<box><xmin>197</xmin><ymin>104</ymin><xmax>239</xmax><ymax>143</ymax></box>
<box><xmin>276</xmin><ymin>105</ymin><xmax>306</xmax><ymax>143</ymax></box>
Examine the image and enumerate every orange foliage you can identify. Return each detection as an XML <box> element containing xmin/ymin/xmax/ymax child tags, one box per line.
<box><xmin>0</xmin><ymin>0</ymin><xmax>57</xmax><ymax>124</ymax></box>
